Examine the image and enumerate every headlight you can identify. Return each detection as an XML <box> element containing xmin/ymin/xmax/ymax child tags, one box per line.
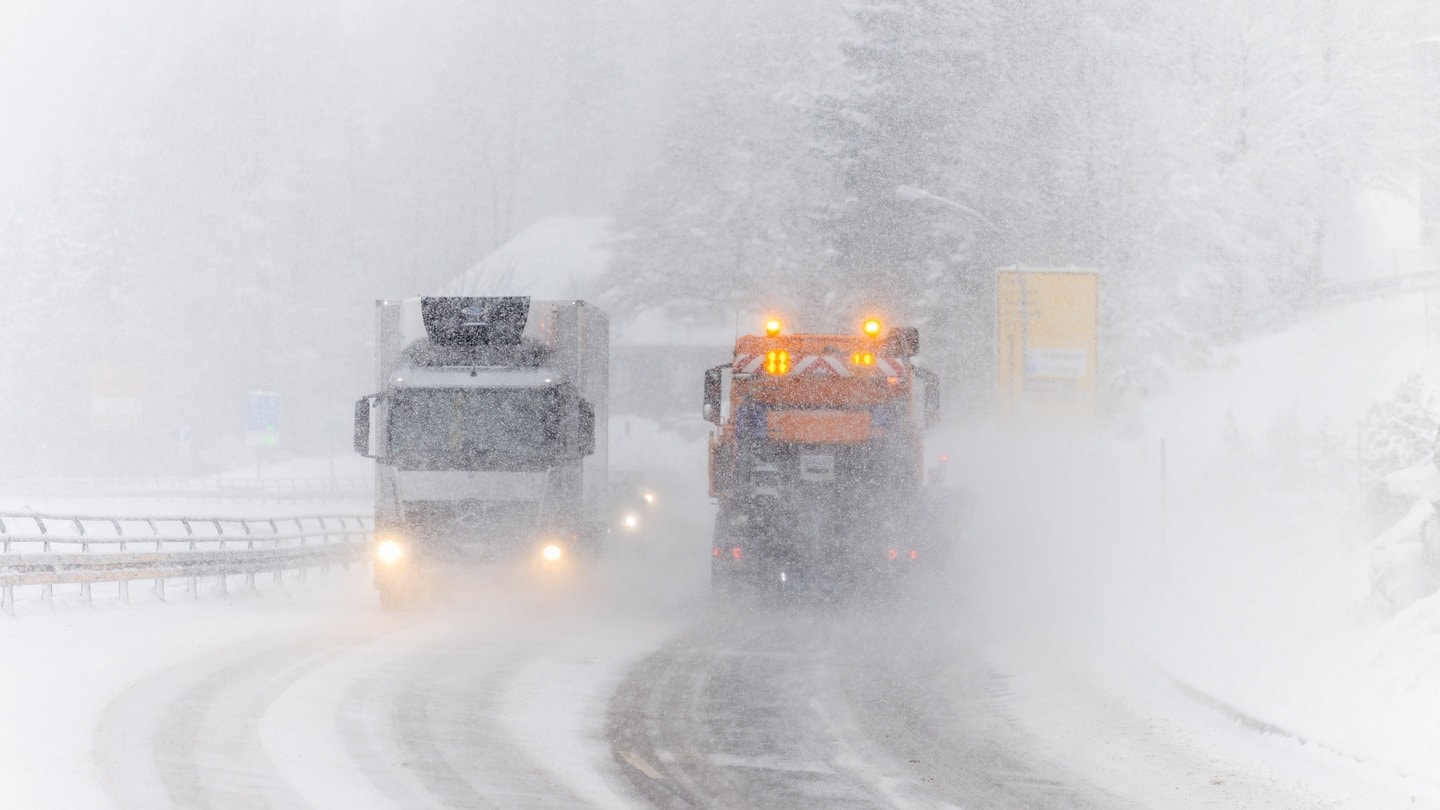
<box><xmin>541</xmin><ymin>544</ymin><xmax>564</xmax><ymax>562</ymax></box>
<box><xmin>642</xmin><ymin>492</ymin><xmax>656</xmax><ymax>505</ymax></box>
<box><xmin>375</xmin><ymin>538</ymin><xmax>406</xmax><ymax>565</ymax></box>
<box><xmin>623</xmin><ymin>513</ymin><xmax>639</xmax><ymax>530</ymax></box>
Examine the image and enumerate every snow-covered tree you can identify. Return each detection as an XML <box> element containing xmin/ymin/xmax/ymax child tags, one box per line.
<box><xmin>606</xmin><ymin>0</ymin><xmax>847</xmax><ymax>324</ymax></box>
<box><xmin>812</xmin><ymin>0</ymin><xmax>986</xmax><ymax>311</ymax></box>
<box><xmin>1360</xmin><ymin>373</ymin><xmax>1439</xmax><ymax>484</ymax></box>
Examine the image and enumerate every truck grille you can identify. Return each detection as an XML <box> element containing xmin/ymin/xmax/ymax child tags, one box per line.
<box><xmin>401</xmin><ymin>499</ymin><xmax>541</xmax><ymax>560</ymax></box>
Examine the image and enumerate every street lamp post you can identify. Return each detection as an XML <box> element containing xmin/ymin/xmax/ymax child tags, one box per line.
<box><xmin>893</xmin><ymin>185</ymin><xmax>1000</xmax><ymax>232</ymax></box>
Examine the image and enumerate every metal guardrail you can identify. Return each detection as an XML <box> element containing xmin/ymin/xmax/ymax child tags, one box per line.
<box><xmin>0</xmin><ymin>512</ymin><xmax>372</xmax><ymax>614</ymax></box>
<box><xmin>1308</xmin><ymin>271</ymin><xmax>1440</xmax><ymax>308</ymax></box>
<box><xmin>0</xmin><ymin>476</ymin><xmax>371</xmax><ymax>501</ymax></box>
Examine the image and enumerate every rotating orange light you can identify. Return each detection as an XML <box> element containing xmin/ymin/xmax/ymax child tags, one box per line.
<box><xmin>862</xmin><ymin>318</ymin><xmax>882</xmax><ymax>337</ymax></box>
<box><xmin>764</xmin><ymin>318</ymin><xmax>782</xmax><ymax>337</ymax></box>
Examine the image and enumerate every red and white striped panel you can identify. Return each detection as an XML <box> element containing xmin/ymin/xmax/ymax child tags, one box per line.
<box><xmin>791</xmin><ymin>355</ymin><xmax>850</xmax><ymax>376</ymax></box>
<box><xmin>874</xmin><ymin>358</ymin><xmax>905</xmax><ymax>375</ymax></box>
<box><xmin>733</xmin><ymin>353</ymin><xmax>765</xmax><ymax>373</ymax></box>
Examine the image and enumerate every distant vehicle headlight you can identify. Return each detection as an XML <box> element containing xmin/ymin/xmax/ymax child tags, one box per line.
<box><xmin>623</xmin><ymin>513</ymin><xmax>639</xmax><ymax>530</ymax></box>
<box><xmin>541</xmin><ymin>544</ymin><xmax>564</xmax><ymax>562</ymax></box>
<box><xmin>642</xmin><ymin>492</ymin><xmax>656</xmax><ymax>505</ymax></box>
<box><xmin>375</xmin><ymin>538</ymin><xmax>406</xmax><ymax>565</ymax></box>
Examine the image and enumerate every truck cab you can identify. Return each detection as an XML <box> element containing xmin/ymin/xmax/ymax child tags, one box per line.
<box><xmin>355</xmin><ymin>296</ymin><xmax>607</xmax><ymax>606</ymax></box>
<box><xmin>704</xmin><ymin>316</ymin><xmax>938</xmax><ymax>596</ymax></box>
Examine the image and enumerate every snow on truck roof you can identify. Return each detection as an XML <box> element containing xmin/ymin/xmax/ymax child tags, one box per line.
<box><xmin>443</xmin><ymin>216</ymin><xmax>736</xmax><ymax>349</ymax></box>
<box><xmin>446</xmin><ymin>216</ymin><xmax>613</xmax><ymax>301</ymax></box>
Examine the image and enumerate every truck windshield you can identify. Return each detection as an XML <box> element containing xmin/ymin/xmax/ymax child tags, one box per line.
<box><xmin>388</xmin><ymin>388</ymin><xmax>555</xmax><ymax>470</ymax></box>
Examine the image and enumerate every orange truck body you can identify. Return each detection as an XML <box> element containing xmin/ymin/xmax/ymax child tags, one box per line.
<box><xmin>704</xmin><ymin>322</ymin><xmax>936</xmax><ymax>593</ymax></box>
<box><xmin>709</xmin><ymin>331</ymin><xmax>925</xmax><ymax>495</ymax></box>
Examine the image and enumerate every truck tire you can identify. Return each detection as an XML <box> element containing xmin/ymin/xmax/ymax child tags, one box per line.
<box><xmin>374</xmin><ymin>567</ymin><xmax>418</xmax><ymax>611</ymax></box>
<box><xmin>377</xmin><ymin>586</ymin><xmax>409</xmax><ymax>611</ymax></box>
<box><xmin>711</xmin><ymin>557</ymin><xmax>735</xmax><ymax>597</ymax></box>
<box><xmin>711</xmin><ymin>511</ymin><xmax>743</xmax><ymax>600</ymax></box>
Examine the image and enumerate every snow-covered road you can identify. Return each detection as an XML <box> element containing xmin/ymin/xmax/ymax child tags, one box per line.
<box><xmin>6</xmin><ymin>413</ymin><xmax>1439</xmax><ymax>810</ymax></box>
<box><xmin>2</xmin><ymin>560</ymin><xmax>1424</xmax><ymax>810</ymax></box>
<box><xmin>81</xmin><ymin>576</ymin><xmax>679</xmax><ymax>810</ymax></box>
<box><xmin>609</xmin><ymin>592</ymin><xmax>1422</xmax><ymax>810</ymax></box>
<box><xmin>609</xmin><ymin>601</ymin><xmax>1113</xmax><ymax>809</ymax></box>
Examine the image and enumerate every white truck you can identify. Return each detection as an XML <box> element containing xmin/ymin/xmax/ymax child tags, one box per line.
<box><xmin>353</xmin><ymin>296</ymin><xmax>608</xmax><ymax>606</ymax></box>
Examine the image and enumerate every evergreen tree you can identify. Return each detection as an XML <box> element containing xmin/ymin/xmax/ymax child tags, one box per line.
<box><xmin>1360</xmin><ymin>374</ymin><xmax>1439</xmax><ymax>483</ymax></box>
<box><xmin>812</xmin><ymin>0</ymin><xmax>989</xmax><ymax>327</ymax></box>
<box><xmin>606</xmin><ymin>0</ymin><xmax>846</xmax><ymax>324</ymax></box>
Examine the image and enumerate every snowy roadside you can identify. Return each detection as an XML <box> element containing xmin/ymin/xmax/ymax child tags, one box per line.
<box><xmin>0</xmin><ymin>574</ymin><xmax>376</xmax><ymax>809</ymax></box>
<box><xmin>995</xmin><ymin>641</ymin><xmax>1440</xmax><ymax>809</ymax></box>
<box><xmin>923</xmin><ymin>293</ymin><xmax>1440</xmax><ymax>802</ymax></box>
<box><xmin>931</xmin><ymin>417</ymin><xmax>1440</xmax><ymax>805</ymax></box>
<box><xmin>0</xmin><ymin>457</ymin><xmax>379</xmax><ymax>804</ymax></box>
<box><xmin>1132</xmin><ymin>295</ymin><xmax>1440</xmax><ymax>794</ymax></box>
<box><xmin>0</xmin><ymin>433</ymin><xmax>703</xmax><ymax>810</ymax></box>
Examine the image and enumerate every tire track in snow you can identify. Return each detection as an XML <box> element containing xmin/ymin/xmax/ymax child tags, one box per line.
<box><xmin>94</xmin><ymin>581</ymin><xmax>683</xmax><ymax>810</ymax></box>
<box><xmin>95</xmin><ymin>630</ymin><xmax>374</xmax><ymax>810</ymax></box>
<box><xmin>606</xmin><ymin>607</ymin><xmax>1094</xmax><ymax>809</ymax></box>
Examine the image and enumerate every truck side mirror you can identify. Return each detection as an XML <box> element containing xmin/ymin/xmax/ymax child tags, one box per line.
<box><xmin>703</xmin><ymin>366</ymin><xmax>724</xmax><ymax>424</ymax></box>
<box><xmin>915</xmin><ymin>368</ymin><xmax>940</xmax><ymax>428</ymax></box>
<box><xmin>353</xmin><ymin>397</ymin><xmax>374</xmax><ymax>457</ymax></box>
<box><xmin>884</xmin><ymin>327</ymin><xmax>920</xmax><ymax>358</ymax></box>
<box><xmin>578</xmin><ymin>399</ymin><xmax>596</xmax><ymax>457</ymax></box>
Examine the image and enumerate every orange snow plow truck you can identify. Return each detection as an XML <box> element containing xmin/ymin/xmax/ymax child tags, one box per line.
<box><xmin>703</xmin><ymin>316</ymin><xmax>939</xmax><ymax>596</ymax></box>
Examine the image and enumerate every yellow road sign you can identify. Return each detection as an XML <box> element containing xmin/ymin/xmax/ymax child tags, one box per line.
<box><xmin>996</xmin><ymin>267</ymin><xmax>1099</xmax><ymax>424</ymax></box>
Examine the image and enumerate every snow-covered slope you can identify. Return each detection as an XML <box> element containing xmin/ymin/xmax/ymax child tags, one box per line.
<box><xmin>1142</xmin><ymin>295</ymin><xmax>1440</xmax><ymax>787</ymax></box>
<box><xmin>928</xmin><ymin>292</ymin><xmax>1440</xmax><ymax>802</ymax></box>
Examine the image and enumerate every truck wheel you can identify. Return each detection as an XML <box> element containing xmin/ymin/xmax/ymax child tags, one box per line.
<box><xmin>378</xmin><ymin>586</ymin><xmax>408</xmax><ymax>611</ymax></box>
<box><xmin>711</xmin><ymin>510</ymin><xmax>737</xmax><ymax>599</ymax></box>
<box><xmin>375</xmin><ymin>568</ymin><xmax>418</xmax><ymax>610</ymax></box>
<box><xmin>711</xmin><ymin>556</ymin><xmax>739</xmax><ymax>598</ymax></box>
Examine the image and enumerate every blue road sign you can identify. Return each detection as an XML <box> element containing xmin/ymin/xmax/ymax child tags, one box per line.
<box><xmin>246</xmin><ymin>391</ymin><xmax>281</xmax><ymax>446</ymax></box>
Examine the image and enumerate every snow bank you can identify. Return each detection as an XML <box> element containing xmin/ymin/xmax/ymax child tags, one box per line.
<box><xmin>1137</xmin><ymin>294</ymin><xmax>1440</xmax><ymax>793</ymax></box>
<box><xmin>0</xmin><ymin>576</ymin><xmax>376</xmax><ymax>808</ymax></box>
<box><xmin>928</xmin><ymin>292</ymin><xmax>1440</xmax><ymax>797</ymax></box>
